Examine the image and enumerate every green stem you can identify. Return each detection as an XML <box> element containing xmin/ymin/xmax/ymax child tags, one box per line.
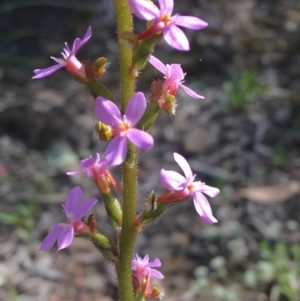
<box><xmin>114</xmin><ymin>1</ymin><xmax>137</xmax><ymax>301</ymax></box>
<box><xmin>115</xmin><ymin>0</ymin><xmax>136</xmax><ymax>112</ymax></box>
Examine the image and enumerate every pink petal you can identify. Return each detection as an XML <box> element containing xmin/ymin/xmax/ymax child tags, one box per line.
<box><xmin>104</xmin><ymin>136</ymin><xmax>128</xmax><ymax>166</ymax></box>
<box><xmin>71</xmin><ymin>26</ymin><xmax>92</xmax><ymax>54</ymax></box>
<box><xmin>64</xmin><ymin>186</ymin><xmax>83</xmax><ymax>215</ymax></box>
<box><xmin>128</xmin><ymin>0</ymin><xmax>160</xmax><ymax>20</ymax></box>
<box><xmin>79</xmin><ymin>26</ymin><xmax>92</xmax><ymax>47</ymax></box>
<box><xmin>95</xmin><ymin>97</ymin><xmax>122</xmax><ymax>126</ymax></box>
<box><xmin>32</xmin><ymin>64</ymin><xmax>63</xmax><ymax>79</ymax></box>
<box><xmin>163</xmin><ymin>25</ymin><xmax>190</xmax><ymax>51</ymax></box>
<box><xmin>57</xmin><ymin>225</ymin><xmax>74</xmax><ymax>251</ymax></box>
<box><xmin>201</xmin><ymin>185</ymin><xmax>220</xmax><ymax>198</ymax></box>
<box><xmin>127</xmin><ymin>129</ymin><xmax>154</xmax><ymax>150</ymax></box>
<box><xmin>149</xmin><ymin>269</ymin><xmax>165</xmax><ymax>279</ymax></box>
<box><xmin>168</xmin><ymin>64</ymin><xmax>185</xmax><ymax>81</ymax></box>
<box><xmin>179</xmin><ymin>84</ymin><xmax>205</xmax><ymax>99</ymax></box>
<box><xmin>125</xmin><ymin>92</ymin><xmax>146</xmax><ymax>126</ymax></box>
<box><xmin>73</xmin><ymin>198</ymin><xmax>98</xmax><ymax>220</ymax></box>
<box><xmin>147</xmin><ymin>258</ymin><xmax>162</xmax><ymax>268</ymax></box>
<box><xmin>149</xmin><ymin>55</ymin><xmax>168</xmax><ymax>75</ymax></box>
<box><xmin>193</xmin><ymin>193</ymin><xmax>217</xmax><ymax>224</ymax></box>
<box><xmin>39</xmin><ymin>224</ymin><xmax>63</xmax><ymax>251</ymax></box>
<box><xmin>80</xmin><ymin>156</ymin><xmax>97</xmax><ymax>168</ymax></box>
<box><xmin>71</xmin><ymin>38</ymin><xmax>82</xmax><ymax>55</ymax></box>
<box><xmin>158</xmin><ymin>0</ymin><xmax>173</xmax><ymax>14</ymax></box>
<box><xmin>66</xmin><ymin>170</ymin><xmax>87</xmax><ymax>176</ymax></box>
<box><xmin>159</xmin><ymin>169</ymin><xmax>186</xmax><ymax>190</ymax></box>
<box><xmin>173</xmin><ymin>153</ymin><xmax>192</xmax><ymax>178</ymax></box>
<box><xmin>175</xmin><ymin>16</ymin><xmax>208</xmax><ymax>30</ymax></box>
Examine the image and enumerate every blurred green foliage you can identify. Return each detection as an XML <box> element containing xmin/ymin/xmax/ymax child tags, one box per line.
<box><xmin>223</xmin><ymin>70</ymin><xmax>268</xmax><ymax>111</ymax></box>
<box><xmin>192</xmin><ymin>220</ymin><xmax>300</xmax><ymax>300</ymax></box>
<box><xmin>0</xmin><ymin>185</ymin><xmax>38</xmax><ymax>240</ymax></box>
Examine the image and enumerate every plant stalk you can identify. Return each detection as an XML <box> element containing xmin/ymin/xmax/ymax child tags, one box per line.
<box><xmin>114</xmin><ymin>1</ymin><xmax>137</xmax><ymax>301</ymax></box>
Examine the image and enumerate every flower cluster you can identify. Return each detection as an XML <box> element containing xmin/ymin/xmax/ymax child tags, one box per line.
<box><xmin>36</xmin><ymin>1</ymin><xmax>220</xmax><ymax>301</ymax></box>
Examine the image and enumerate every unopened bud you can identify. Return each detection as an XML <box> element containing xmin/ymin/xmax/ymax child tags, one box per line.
<box><xmin>145</xmin><ymin>284</ymin><xmax>164</xmax><ymax>299</ymax></box>
<box><xmin>95</xmin><ymin>122</ymin><xmax>113</xmax><ymax>141</ymax></box>
<box><xmin>94</xmin><ymin>57</ymin><xmax>109</xmax><ymax>78</ymax></box>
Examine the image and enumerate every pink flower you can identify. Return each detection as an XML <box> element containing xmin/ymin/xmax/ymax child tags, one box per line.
<box><xmin>40</xmin><ymin>186</ymin><xmax>97</xmax><ymax>251</ymax></box>
<box><xmin>66</xmin><ymin>153</ymin><xmax>122</xmax><ymax>192</ymax></box>
<box><xmin>132</xmin><ymin>254</ymin><xmax>164</xmax><ymax>280</ymax></box>
<box><xmin>149</xmin><ymin>55</ymin><xmax>204</xmax><ymax>99</ymax></box>
<box><xmin>32</xmin><ymin>26</ymin><xmax>92</xmax><ymax>79</ymax></box>
<box><xmin>95</xmin><ymin>92</ymin><xmax>154</xmax><ymax>166</ymax></box>
<box><xmin>66</xmin><ymin>153</ymin><xmax>108</xmax><ymax>178</ymax></box>
<box><xmin>158</xmin><ymin>153</ymin><xmax>219</xmax><ymax>223</ymax></box>
<box><xmin>129</xmin><ymin>0</ymin><xmax>207</xmax><ymax>50</ymax></box>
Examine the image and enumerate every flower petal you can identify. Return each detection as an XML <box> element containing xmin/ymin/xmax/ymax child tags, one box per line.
<box><xmin>64</xmin><ymin>186</ymin><xmax>83</xmax><ymax>215</ymax></box>
<box><xmin>127</xmin><ymin>129</ymin><xmax>154</xmax><ymax>150</ymax></box>
<box><xmin>179</xmin><ymin>84</ymin><xmax>205</xmax><ymax>99</ymax></box>
<box><xmin>39</xmin><ymin>224</ymin><xmax>63</xmax><ymax>251</ymax></box>
<box><xmin>168</xmin><ymin>64</ymin><xmax>185</xmax><ymax>81</ymax></box>
<box><xmin>80</xmin><ymin>156</ymin><xmax>97</xmax><ymax>168</ymax></box>
<box><xmin>71</xmin><ymin>26</ymin><xmax>92</xmax><ymax>54</ymax></box>
<box><xmin>57</xmin><ymin>225</ymin><xmax>74</xmax><ymax>251</ymax></box>
<box><xmin>32</xmin><ymin>64</ymin><xmax>63</xmax><ymax>79</ymax></box>
<box><xmin>128</xmin><ymin>0</ymin><xmax>160</xmax><ymax>20</ymax></box>
<box><xmin>175</xmin><ymin>16</ymin><xmax>208</xmax><ymax>30</ymax></box>
<box><xmin>193</xmin><ymin>193</ymin><xmax>217</xmax><ymax>223</ymax></box>
<box><xmin>66</xmin><ymin>170</ymin><xmax>87</xmax><ymax>176</ymax></box>
<box><xmin>147</xmin><ymin>258</ymin><xmax>161</xmax><ymax>268</ymax></box>
<box><xmin>148</xmin><ymin>55</ymin><xmax>168</xmax><ymax>75</ymax></box>
<box><xmin>173</xmin><ymin>153</ymin><xmax>192</xmax><ymax>178</ymax></box>
<box><xmin>125</xmin><ymin>92</ymin><xmax>146</xmax><ymax>126</ymax></box>
<box><xmin>73</xmin><ymin>198</ymin><xmax>98</xmax><ymax>221</ymax></box>
<box><xmin>149</xmin><ymin>268</ymin><xmax>165</xmax><ymax>279</ymax></box>
<box><xmin>163</xmin><ymin>25</ymin><xmax>190</xmax><ymax>51</ymax></box>
<box><xmin>95</xmin><ymin>97</ymin><xmax>122</xmax><ymax>125</ymax></box>
<box><xmin>201</xmin><ymin>185</ymin><xmax>220</xmax><ymax>198</ymax></box>
<box><xmin>104</xmin><ymin>136</ymin><xmax>128</xmax><ymax>166</ymax></box>
<box><xmin>159</xmin><ymin>169</ymin><xmax>186</xmax><ymax>190</ymax></box>
<box><xmin>158</xmin><ymin>0</ymin><xmax>173</xmax><ymax>14</ymax></box>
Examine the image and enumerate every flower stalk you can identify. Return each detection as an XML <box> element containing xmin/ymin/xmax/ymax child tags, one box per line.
<box><xmin>114</xmin><ymin>0</ymin><xmax>138</xmax><ymax>300</ymax></box>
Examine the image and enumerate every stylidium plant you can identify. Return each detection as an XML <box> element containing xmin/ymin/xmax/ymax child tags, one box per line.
<box><xmin>36</xmin><ymin>1</ymin><xmax>219</xmax><ymax>300</ymax></box>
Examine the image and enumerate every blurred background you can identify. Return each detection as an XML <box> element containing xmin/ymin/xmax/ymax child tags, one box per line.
<box><xmin>0</xmin><ymin>0</ymin><xmax>300</xmax><ymax>300</ymax></box>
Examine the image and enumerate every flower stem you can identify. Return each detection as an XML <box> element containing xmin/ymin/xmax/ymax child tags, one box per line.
<box><xmin>115</xmin><ymin>0</ymin><xmax>136</xmax><ymax>112</ymax></box>
<box><xmin>114</xmin><ymin>1</ymin><xmax>137</xmax><ymax>301</ymax></box>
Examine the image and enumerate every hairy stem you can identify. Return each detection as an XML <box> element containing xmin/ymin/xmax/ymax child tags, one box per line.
<box><xmin>114</xmin><ymin>1</ymin><xmax>137</xmax><ymax>301</ymax></box>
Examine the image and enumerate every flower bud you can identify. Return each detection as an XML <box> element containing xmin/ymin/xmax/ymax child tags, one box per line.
<box><xmin>94</xmin><ymin>57</ymin><xmax>109</xmax><ymax>78</ymax></box>
<box><xmin>95</xmin><ymin>122</ymin><xmax>113</xmax><ymax>141</ymax></box>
